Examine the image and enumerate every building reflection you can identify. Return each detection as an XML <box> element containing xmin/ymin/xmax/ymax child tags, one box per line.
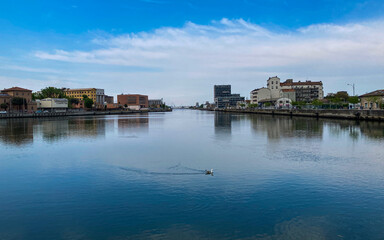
<box><xmin>0</xmin><ymin>119</ymin><xmax>34</xmax><ymax>146</ymax></box>
<box><xmin>250</xmin><ymin>115</ymin><xmax>324</xmax><ymax>141</ymax></box>
<box><xmin>214</xmin><ymin>112</ymin><xmax>232</xmax><ymax>138</ymax></box>
<box><xmin>118</xmin><ymin>114</ymin><xmax>149</xmax><ymax>136</ymax></box>
<box><xmin>0</xmin><ymin>117</ymin><xmax>107</xmax><ymax>145</ymax></box>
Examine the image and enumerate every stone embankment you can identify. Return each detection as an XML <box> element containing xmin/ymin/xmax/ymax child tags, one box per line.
<box><xmin>0</xmin><ymin>109</ymin><xmax>172</xmax><ymax>119</ymax></box>
<box><xmin>213</xmin><ymin>109</ymin><xmax>384</xmax><ymax>121</ymax></box>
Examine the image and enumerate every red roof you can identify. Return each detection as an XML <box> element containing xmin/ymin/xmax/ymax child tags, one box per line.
<box><xmin>282</xmin><ymin>89</ymin><xmax>295</xmax><ymax>92</ymax></box>
<box><xmin>2</xmin><ymin>87</ymin><xmax>32</xmax><ymax>92</ymax></box>
<box><xmin>359</xmin><ymin>89</ymin><xmax>384</xmax><ymax>97</ymax></box>
<box><xmin>280</xmin><ymin>80</ymin><xmax>322</xmax><ymax>87</ymax></box>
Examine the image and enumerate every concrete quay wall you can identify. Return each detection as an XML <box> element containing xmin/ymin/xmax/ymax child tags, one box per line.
<box><xmin>214</xmin><ymin>109</ymin><xmax>384</xmax><ymax>121</ymax></box>
<box><xmin>0</xmin><ymin>109</ymin><xmax>172</xmax><ymax>119</ymax></box>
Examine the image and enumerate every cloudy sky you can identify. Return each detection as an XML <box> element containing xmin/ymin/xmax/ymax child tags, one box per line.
<box><xmin>1</xmin><ymin>0</ymin><xmax>384</xmax><ymax>105</ymax></box>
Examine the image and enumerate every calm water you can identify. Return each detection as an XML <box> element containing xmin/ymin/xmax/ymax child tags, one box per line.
<box><xmin>1</xmin><ymin>110</ymin><xmax>384</xmax><ymax>240</ymax></box>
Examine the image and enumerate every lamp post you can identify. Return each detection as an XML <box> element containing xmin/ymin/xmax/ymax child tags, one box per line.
<box><xmin>347</xmin><ymin>83</ymin><xmax>356</xmax><ymax>96</ymax></box>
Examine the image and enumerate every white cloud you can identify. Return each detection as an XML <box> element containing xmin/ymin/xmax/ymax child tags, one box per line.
<box><xmin>32</xmin><ymin>18</ymin><xmax>384</xmax><ymax>104</ymax></box>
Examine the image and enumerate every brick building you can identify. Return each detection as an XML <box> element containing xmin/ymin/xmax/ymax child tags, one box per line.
<box><xmin>117</xmin><ymin>94</ymin><xmax>148</xmax><ymax>108</ymax></box>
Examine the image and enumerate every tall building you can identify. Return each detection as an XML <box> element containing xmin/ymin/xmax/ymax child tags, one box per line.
<box><xmin>117</xmin><ymin>94</ymin><xmax>148</xmax><ymax>108</ymax></box>
<box><xmin>280</xmin><ymin>79</ymin><xmax>323</xmax><ymax>102</ymax></box>
<box><xmin>214</xmin><ymin>85</ymin><xmax>231</xmax><ymax>98</ymax></box>
<box><xmin>214</xmin><ymin>85</ymin><xmax>245</xmax><ymax>109</ymax></box>
<box><xmin>64</xmin><ymin>88</ymin><xmax>105</xmax><ymax>105</ymax></box>
<box><xmin>267</xmin><ymin>76</ymin><xmax>281</xmax><ymax>99</ymax></box>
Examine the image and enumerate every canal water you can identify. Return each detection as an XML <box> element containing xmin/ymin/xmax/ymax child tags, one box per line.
<box><xmin>0</xmin><ymin>110</ymin><xmax>384</xmax><ymax>239</ymax></box>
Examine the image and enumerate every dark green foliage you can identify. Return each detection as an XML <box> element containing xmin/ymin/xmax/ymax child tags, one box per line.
<box><xmin>84</xmin><ymin>98</ymin><xmax>94</xmax><ymax>108</ymax></box>
<box><xmin>33</xmin><ymin>87</ymin><xmax>66</xmax><ymax>99</ymax></box>
<box><xmin>347</xmin><ymin>96</ymin><xmax>359</xmax><ymax>104</ymax></box>
<box><xmin>0</xmin><ymin>103</ymin><xmax>8</xmax><ymax>110</ymax></box>
<box><xmin>12</xmin><ymin>97</ymin><xmax>26</xmax><ymax>106</ymax></box>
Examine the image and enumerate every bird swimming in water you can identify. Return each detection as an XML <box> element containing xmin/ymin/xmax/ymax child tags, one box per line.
<box><xmin>205</xmin><ymin>169</ymin><xmax>213</xmax><ymax>175</ymax></box>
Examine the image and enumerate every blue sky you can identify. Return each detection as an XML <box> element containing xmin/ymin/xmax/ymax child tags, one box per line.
<box><xmin>1</xmin><ymin>0</ymin><xmax>384</xmax><ymax>105</ymax></box>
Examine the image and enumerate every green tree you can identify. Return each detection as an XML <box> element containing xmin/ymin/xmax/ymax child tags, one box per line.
<box><xmin>0</xmin><ymin>103</ymin><xmax>8</xmax><ymax>110</ymax></box>
<box><xmin>84</xmin><ymin>98</ymin><xmax>94</xmax><ymax>109</ymax></box>
<box><xmin>348</xmin><ymin>96</ymin><xmax>359</xmax><ymax>104</ymax></box>
<box><xmin>34</xmin><ymin>87</ymin><xmax>66</xmax><ymax>99</ymax></box>
<box><xmin>312</xmin><ymin>99</ymin><xmax>323</xmax><ymax>107</ymax></box>
<box><xmin>83</xmin><ymin>95</ymin><xmax>89</xmax><ymax>99</ymax></box>
<box><xmin>68</xmin><ymin>98</ymin><xmax>79</xmax><ymax>108</ymax></box>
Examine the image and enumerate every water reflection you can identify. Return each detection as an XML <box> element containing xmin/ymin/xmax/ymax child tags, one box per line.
<box><xmin>214</xmin><ymin>112</ymin><xmax>232</xmax><ymax>137</ymax></box>
<box><xmin>0</xmin><ymin>119</ymin><xmax>34</xmax><ymax>146</ymax></box>
<box><xmin>0</xmin><ymin>113</ymin><xmax>383</xmax><ymax>146</ymax></box>
<box><xmin>118</xmin><ymin>114</ymin><xmax>149</xmax><ymax>136</ymax></box>
<box><xmin>249</xmin><ymin>115</ymin><xmax>323</xmax><ymax>140</ymax></box>
<box><xmin>213</xmin><ymin>112</ymin><xmax>384</xmax><ymax>141</ymax></box>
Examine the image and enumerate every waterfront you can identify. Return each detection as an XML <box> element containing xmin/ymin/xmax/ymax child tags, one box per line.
<box><xmin>1</xmin><ymin>110</ymin><xmax>384</xmax><ymax>239</ymax></box>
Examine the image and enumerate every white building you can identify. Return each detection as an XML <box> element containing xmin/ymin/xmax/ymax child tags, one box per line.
<box><xmin>250</xmin><ymin>88</ymin><xmax>271</xmax><ymax>104</ymax></box>
<box><xmin>250</xmin><ymin>77</ymin><xmax>324</xmax><ymax>106</ymax></box>
<box><xmin>267</xmin><ymin>76</ymin><xmax>282</xmax><ymax>99</ymax></box>
<box><xmin>38</xmin><ymin>98</ymin><xmax>68</xmax><ymax>112</ymax></box>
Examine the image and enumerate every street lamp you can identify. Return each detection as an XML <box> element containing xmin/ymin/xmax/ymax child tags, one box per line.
<box><xmin>347</xmin><ymin>83</ymin><xmax>356</xmax><ymax>96</ymax></box>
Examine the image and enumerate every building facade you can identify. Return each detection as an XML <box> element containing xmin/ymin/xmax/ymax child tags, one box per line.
<box><xmin>117</xmin><ymin>94</ymin><xmax>149</xmax><ymax>108</ymax></box>
<box><xmin>359</xmin><ymin>90</ymin><xmax>384</xmax><ymax>110</ymax></box>
<box><xmin>64</xmin><ymin>88</ymin><xmax>105</xmax><ymax>106</ymax></box>
<box><xmin>1</xmin><ymin>87</ymin><xmax>36</xmax><ymax>112</ymax></box>
<box><xmin>250</xmin><ymin>88</ymin><xmax>271</xmax><ymax>104</ymax></box>
<box><xmin>280</xmin><ymin>79</ymin><xmax>324</xmax><ymax>102</ymax></box>
<box><xmin>214</xmin><ymin>85</ymin><xmax>245</xmax><ymax>109</ymax></box>
<box><xmin>38</xmin><ymin>98</ymin><xmax>68</xmax><ymax>112</ymax></box>
<box><xmin>105</xmin><ymin>95</ymin><xmax>114</xmax><ymax>104</ymax></box>
<box><xmin>267</xmin><ymin>76</ymin><xmax>281</xmax><ymax>99</ymax></box>
<box><xmin>0</xmin><ymin>93</ymin><xmax>12</xmax><ymax>110</ymax></box>
<box><xmin>251</xmin><ymin>77</ymin><xmax>323</xmax><ymax>106</ymax></box>
<box><xmin>148</xmin><ymin>99</ymin><xmax>164</xmax><ymax>108</ymax></box>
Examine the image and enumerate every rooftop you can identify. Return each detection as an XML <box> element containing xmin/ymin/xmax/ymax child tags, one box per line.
<box><xmin>359</xmin><ymin>89</ymin><xmax>384</xmax><ymax>97</ymax></box>
<box><xmin>2</xmin><ymin>87</ymin><xmax>32</xmax><ymax>92</ymax></box>
<box><xmin>282</xmin><ymin>89</ymin><xmax>295</xmax><ymax>92</ymax></box>
<box><xmin>280</xmin><ymin>80</ymin><xmax>322</xmax><ymax>86</ymax></box>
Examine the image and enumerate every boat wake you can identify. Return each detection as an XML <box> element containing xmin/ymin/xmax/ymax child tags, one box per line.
<box><xmin>119</xmin><ymin>166</ymin><xmax>205</xmax><ymax>176</ymax></box>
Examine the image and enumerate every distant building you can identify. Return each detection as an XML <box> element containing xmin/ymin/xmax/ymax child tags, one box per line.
<box><xmin>0</xmin><ymin>93</ymin><xmax>12</xmax><ymax>110</ymax></box>
<box><xmin>1</xmin><ymin>87</ymin><xmax>36</xmax><ymax>112</ymax></box>
<box><xmin>64</xmin><ymin>88</ymin><xmax>105</xmax><ymax>106</ymax></box>
<box><xmin>117</xmin><ymin>94</ymin><xmax>148</xmax><ymax>108</ymax></box>
<box><xmin>105</xmin><ymin>95</ymin><xmax>114</xmax><ymax>104</ymax></box>
<box><xmin>38</xmin><ymin>98</ymin><xmax>68</xmax><ymax>112</ymax></box>
<box><xmin>214</xmin><ymin>85</ymin><xmax>245</xmax><ymax>109</ymax></box>
<box><xmin>250</xmin><ymin>88</ymin><xmax>271</xmax><ymax>104</ymax></box>
<box><xmin>280</xmin><ymin>79</ymin><xmax>324</xmax><ymax>102</ymax></box>
<box><xmin>148</xmin><ymin>99</ymin><xmax>164</xmax><ymax>108</ymax></box>
<box><xmin>281</xmin><ymin>89</ymin><xmax>296</xmax><ymax>102</ymax></box>
<box><xmin>214</xmin><ymin>85</ymin><xmax>231</xmax><ymax>98</ymax></box>
<box><xmin>359</xmin><ymin>90</ymin><xmax>384</xmax><ymax>110</ymax></box>
<box><xmin>250</xmin><ymin>77</ymin><xmax>323</xmax><ymax>106</ymax></box>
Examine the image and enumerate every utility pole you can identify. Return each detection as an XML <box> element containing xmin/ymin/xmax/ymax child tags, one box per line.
<box><xmin>347</xmin><ymin>83</ymin><xmax>356</xmax><ymax>96</ymax></box>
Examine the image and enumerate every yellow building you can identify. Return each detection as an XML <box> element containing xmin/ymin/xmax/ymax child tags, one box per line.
<box><xmin>64</xmin><ymin>88</ymin><xmax>105</xmax><ymax>105</ymax></box>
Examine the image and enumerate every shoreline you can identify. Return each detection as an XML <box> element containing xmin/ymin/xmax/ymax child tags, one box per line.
<box><xmin>201</xmin><ymin>108</ymin><xmax>384</xmax><ymax>122</ymax></box>
<box><xmin>0</xmin><ymin>109</ymin><xmax>172</xmax><ymax>119</ymax></box>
